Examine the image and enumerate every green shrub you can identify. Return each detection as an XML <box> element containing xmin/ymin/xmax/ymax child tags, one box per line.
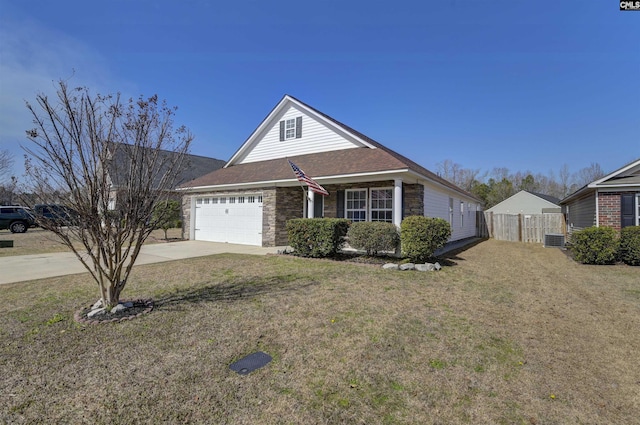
<box><xmin>347</xmin><ymin>221</ymin><xmax>399</xmax><ymax>256</ymax></box>
<box><xmin>286</xmin><ymin>218</ymin><xmax>350</xmax><ymax>258</ymax></box>
<box><xmin>571</xmin><ymin>226</ymin><xmax>619</xmax><ymax>265</ymax></box>
<box><xmin>400</xmin><ymin>216</ymin><xmax>451</xmax><ymax>263</ymax></box>
<box><xmin>619</xmin><ymin>226</ymin><xmax>640</xmax><ymax>266</ymax></box>
<box><xmin>152</xmin><ymin>200</ymin><xmax>182</xmax><ymax>239</ymax></box>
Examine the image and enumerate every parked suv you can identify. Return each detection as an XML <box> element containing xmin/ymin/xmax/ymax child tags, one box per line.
<box><xmin>0</xmin><ymin>206</ymin><xmax>36</xmax><ymax>233</ymax></box>
<box><xmin>33</xmin><ymin>204</ymin><xmax>79</xmax><ymax>226</ymax></box>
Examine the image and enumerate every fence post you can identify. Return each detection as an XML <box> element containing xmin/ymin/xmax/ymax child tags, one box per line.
<box><xmin>518</xmin><ymin>213</ymin><xmax>523</xmax><ymax>242</ymax></box>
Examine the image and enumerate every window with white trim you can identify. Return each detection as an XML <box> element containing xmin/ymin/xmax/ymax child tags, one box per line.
<box><xmin>637</xmin><ymin>193</ymin><xmax>640</xmax><ymax>226</ymax></box>
<box><xmin>238</xmin><ymin>196</ymin><xmax>245</xmax><ymax>204</ymax></box>
<box><xmin>229</xmin><ymin>197</ymin><xmax>236</xmax><ymax>204</ymax></box>
<box><xmin>346</xmin><ymin>189</ymin><xmax>367</xmax><ymax>222</ymax></box>
<box><xmin>285</xmin><ymin>118</ymin><xmax>296</xmax><ymax>139</ymax></box>
<box><xmin>248</xmin><ymin>196</ymin><xmax>255</xmax><ymax>203</ymax></box>
<box><xmin>370</xmin><ymin>188</ymin><xmax>393</xmax><ymax>222</ymax></box>
<box><xmin>220</xmin><ymin>197</ymin><xmax>226</xmax><ymax>204</ymax></box>
<box><xmin>258</xmin><ymin>195</ymin><xmax>263</xmax><ymax>203</ymax></box>
<box><xmin>196</xmin><ymin>198</ymin><xmax>202</xmax><ymax>205</ymax></box>
<box><xmin>203</xmin><ymin>198</ymin><xmax>210</xmax><ymax>204</ymax></box>
<box><xmin>212</xmin><ymin>197</ymin><xmax>218</xmax><ymax>204</ymax></box>
<box><xmin>460</xmin><ymin>201</ymin><xmax>464</xmax><ymax>227</ymax></box>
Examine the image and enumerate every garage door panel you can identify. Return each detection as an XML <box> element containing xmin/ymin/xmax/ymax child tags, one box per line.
<box><xmin>194</xmin><ymin>196</ymin><xmax>262</xmax><ymax>246</ymax></box>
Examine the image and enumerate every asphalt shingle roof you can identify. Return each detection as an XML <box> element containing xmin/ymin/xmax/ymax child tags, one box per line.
<box><xmin>180</xmin><ymin>96</ymin><xmax>480</xmax><ymax>201</ymax></box>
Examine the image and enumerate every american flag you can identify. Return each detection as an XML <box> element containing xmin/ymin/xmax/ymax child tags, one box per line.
<box><xmin>288</xmin><ymin>160</ymin><xmax>329</xmax><ymax>196</ymax></box>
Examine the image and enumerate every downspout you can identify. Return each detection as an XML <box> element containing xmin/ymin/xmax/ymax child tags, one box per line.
<box><xmin>594</xmin><ymin>189</ymin><xmax>599</xmax><ymax>227</ymax></box>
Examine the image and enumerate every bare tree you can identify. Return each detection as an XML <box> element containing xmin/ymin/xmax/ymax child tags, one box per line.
<box><xmin>24</xmin><ymin>81</ymin><xmax>193</xmax><ymax>311</ymax></box>
<box><xmin>0</xmin><ymin>149</ymin><xmax>15</xmax><ymax>184</ymax></box>
<box><xmin>558</xmin><ymin>164</ymin><xmax>572</xmax><ymax>199</ymax></box>
<box><xmin>436</xmin><ymin>159</ymin><xmax>481</xmax><ymax>192</ymax></box>
<box><xmin>575</xmin><ymin>162</ymin><xmax>605</xmax><ymax>188</ymax></box>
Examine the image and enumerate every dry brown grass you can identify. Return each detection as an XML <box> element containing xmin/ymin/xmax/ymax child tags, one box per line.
<box><xmin>1</xmin><ymin>240</ymin><xmax>639</xmax><ymax>424</ymax></box>
<box><xmin>0</xmin><ymin>227</ymin><xmax>183</xmax><ymax>257</ymax></box>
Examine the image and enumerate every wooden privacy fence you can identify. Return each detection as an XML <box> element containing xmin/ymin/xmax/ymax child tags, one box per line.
<box><xmin>482</xmin><ymin>212</ymin><xmax>566</xmax><ymax>243</ymax></box>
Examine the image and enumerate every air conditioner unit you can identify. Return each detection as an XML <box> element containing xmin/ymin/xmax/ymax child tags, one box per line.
<box><xmin>544</xmin><ymin>233</ymin><xmax>565</xmax><ymax>248</ymax></box>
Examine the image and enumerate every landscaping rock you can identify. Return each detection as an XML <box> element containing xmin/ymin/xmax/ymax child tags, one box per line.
<box><xmin>434</xmin><ymin>262</ymin><xmax>442</xmax><ymax>271</ymax></box>
<box><xmin>87</xmin><ymin>307</ymin><xmax>106</xmax><ymax>318</ymax></box>
<box><xmin>92</xmin><ymin>299</ymin><xmax>103</xmax><ymax>310</ymax></box>
<box><xmin>415</xmin><ymin>264</ymin><xmax>430</xmax><ymax>272</ymax></box>
<box><xmin>111</xmin><ymin>304</ymin><xmax>127</xmax><ymax>314</ymax></box>
<box><xmin>123</xmin><ymin>301</ymin><xmax>134</xmax><ymax>308</ymax></box>
<box><xmin>399</xmin><ymin>263</ymin><xmax>415</xmax><ymax>271</ymax></box>
<box><xmin>425</xmin><ymin>263</ymin><xmax>436</xmax><ymax>271</ymax></box>
<box><xmin>382</xmin><ymin>263</ymin><xmax>399</xmax><ymax>270</ymax></box>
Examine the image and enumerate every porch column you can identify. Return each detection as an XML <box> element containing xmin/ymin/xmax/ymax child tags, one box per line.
<box><xmin>394</xmin><ymin>178</ymin><xmax>403</xmax><ymax>227</ymax></box>
<box><xmin>307</xmin><ymin>190</ymin><xmax>315</xmax><ymax>218</ymax></box>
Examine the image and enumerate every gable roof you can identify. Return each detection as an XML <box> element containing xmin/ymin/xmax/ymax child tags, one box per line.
<box><xmin>486</xmin><ymin>190</ymin><xmax>560</xmax><ymax>213</ymax></box>
<box><xmin>526</xmin><ymin>191</ymin><xmax>561</xmax><ymax>205</ymax></box>
<box><xmin>561</xmin><ymin>158</ymin><xmax>640</xmax><ymax>204</ymax></box>
<box><xmin>181</xmin><ymin>95</ymin><xmax>481</xmax><ymax>202</ymax></box>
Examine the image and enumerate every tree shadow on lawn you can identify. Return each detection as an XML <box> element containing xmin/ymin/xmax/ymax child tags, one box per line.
<box><xmin>155</xmin><ymin>274</ymin><xmax>319</xmax><ymax>311</ymax></box>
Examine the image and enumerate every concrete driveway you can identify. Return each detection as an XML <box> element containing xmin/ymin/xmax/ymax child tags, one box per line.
<box><xmin>0</xmin><ymin>241</ymin><xmax>282</xmax><ymax>285</ymax></box>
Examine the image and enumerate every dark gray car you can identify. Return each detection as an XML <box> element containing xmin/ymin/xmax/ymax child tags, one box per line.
<box><xmin>0</xmin><ymin>206</ymin><xmax>36</xmax><ymax>233</ymax></box>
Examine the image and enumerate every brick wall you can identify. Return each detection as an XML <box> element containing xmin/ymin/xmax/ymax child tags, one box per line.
<box><xmin>598</xmin><ymin>192</ymin><xmax>621</xmax><ymax>230</ymax></box>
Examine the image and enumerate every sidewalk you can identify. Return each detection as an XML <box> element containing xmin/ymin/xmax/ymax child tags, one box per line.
<box><xmin>0</xmin><ymin>241</ymin><xmax>281</xmax><ymax>285</ymax></box>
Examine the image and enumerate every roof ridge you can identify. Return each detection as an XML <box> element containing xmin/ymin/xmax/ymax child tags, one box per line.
<box><xmin>289</xmin><ymin>96</ymin><xmax>481</xmax><ymax>201</ymax></box>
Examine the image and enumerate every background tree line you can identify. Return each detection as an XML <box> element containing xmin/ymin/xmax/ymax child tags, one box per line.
<box><xmin>435</xmin><ymin>159</ymin><xmax>607</xmax><ymax>208</ymax></box>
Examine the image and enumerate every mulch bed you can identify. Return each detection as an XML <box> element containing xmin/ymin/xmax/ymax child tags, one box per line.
<box><xmin>74</xmin><ymin>299</ymin><xmax>154</xmax><ymax>325</ymax></box>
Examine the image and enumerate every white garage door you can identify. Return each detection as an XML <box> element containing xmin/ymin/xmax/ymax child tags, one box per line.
<box><xmin>194</xmin><ymin>194</ymin><xmax>263</xmax><ymax>246</ymax></box>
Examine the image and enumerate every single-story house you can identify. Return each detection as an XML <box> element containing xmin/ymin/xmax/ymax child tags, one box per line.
<box><xmin>560</xmin><ymin>158</ymin><xmax>640</xmax><ymax>231</ymax></box>
<box><xmin>485</xmin><ymin>190</ymin><xmax>561</xmax><ymax>215</ymax></box>
<box><xmin>178</xmin><ymin>95</ymin><xmax>483</xmax><ymax>247</ymax></box>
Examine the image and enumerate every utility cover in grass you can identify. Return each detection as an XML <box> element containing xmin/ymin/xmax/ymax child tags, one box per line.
<box><xmin>229</xmin><ymin>351</ymin><xmax>272</xmax><ymax>375</ymax></box>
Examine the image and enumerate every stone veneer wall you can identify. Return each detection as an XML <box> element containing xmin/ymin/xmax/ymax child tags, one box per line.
<box><xmin>272</xmin><ymin>187</ymin><xmax>304</xmax><ymax>246</ymax></box>
<box><xmin>403</xmin><ymin>183</ymin><xmax>424</xmax><ymax>217</ymax></box>
<box><xmin>598</xmin><ymin>192</ymin><xmax>622</xmax><ymax>230</ymax></box>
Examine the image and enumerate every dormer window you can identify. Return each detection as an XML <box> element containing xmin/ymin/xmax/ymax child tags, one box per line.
<box><xmin>279</xmin><ymin>116</ymin><xmax>302</xmax><ymax>141</ymax></box>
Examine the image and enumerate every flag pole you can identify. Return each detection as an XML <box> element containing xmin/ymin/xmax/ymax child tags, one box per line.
<box><xmin>287</xmin><ymin>157</ymin><xmax>311</xmax><ymax>201</ymax></box>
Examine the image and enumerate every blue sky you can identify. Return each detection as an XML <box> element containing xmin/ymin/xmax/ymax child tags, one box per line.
<box><xmin>1</xmin><ymin>0</ymin><xmax>638</xmax><ymax>181</ymax></box>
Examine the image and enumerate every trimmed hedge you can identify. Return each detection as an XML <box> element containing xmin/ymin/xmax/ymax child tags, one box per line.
<box><xmin>347</xmin><ymin>221</ymin><xmax>399</xmax><ymax>256</ymax></box>
<box><xmin>619</xmin><ymin>226</ymin><xmax>640</xmax><ymax>266</ymax></box>
<box><xmin>400</xmin><ymin>216</ymin><xmax>451</xmax><ymax>263</ymax></box>
<box><xmin>571</xmin><ymin>227</ymin><xmax>619</xmax><ymax>265</ymax></box>
<box><xmin>286</xmin><ymin>218</ymin><xmax>350</xmax><ymax>258</ymax></box>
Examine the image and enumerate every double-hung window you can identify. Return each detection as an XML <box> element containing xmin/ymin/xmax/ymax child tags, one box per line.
<box><xmin>346</xmin><ymin>189</ymin><xmax>367</xmax><ymax>222</ymax></box>
<box><xmin>345</xmin><ymin>188</ymin><xmax>394</xmax><ymax>223</ymax></box>
<box><xmin>280</xmin><ymin>117</ymin><xmax>302</xmax><ymax>140</ymax></box>
<box><xmin>370</xmin><ymin>189</ymin><xmax>393</xmax><ymax>222</ymax></box>
<box><xmin>285</xmin><ymin>119</ymin><xmax>296</xmax><ymax>139</ymax></box>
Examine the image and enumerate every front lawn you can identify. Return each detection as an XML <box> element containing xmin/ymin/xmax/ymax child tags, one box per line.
<box><xmin>0</xmin><ymin>227</ymin><xmax>183</xmax><ymax>257</ymax></box>
<box><xmin>1</xmin><ymin>240</ymin><xmax>639</xmax><ymax>424</ymax></box>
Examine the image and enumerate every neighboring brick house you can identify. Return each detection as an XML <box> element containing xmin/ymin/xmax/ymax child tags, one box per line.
<box><xmin>178</xmin><ymin>95</ymin><xmax>482</xmax><ymax>247</ymax></box>
<box><xmin>561</xmin><ymin>159</ymin><xmax>640</xmax><ymax>232</ymax></box>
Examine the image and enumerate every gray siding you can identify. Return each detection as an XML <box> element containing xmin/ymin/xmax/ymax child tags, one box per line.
<box><xmin>566</xmin><ymin>192</ymin><xmax>596</xmax><ymax>231</ymax></box>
